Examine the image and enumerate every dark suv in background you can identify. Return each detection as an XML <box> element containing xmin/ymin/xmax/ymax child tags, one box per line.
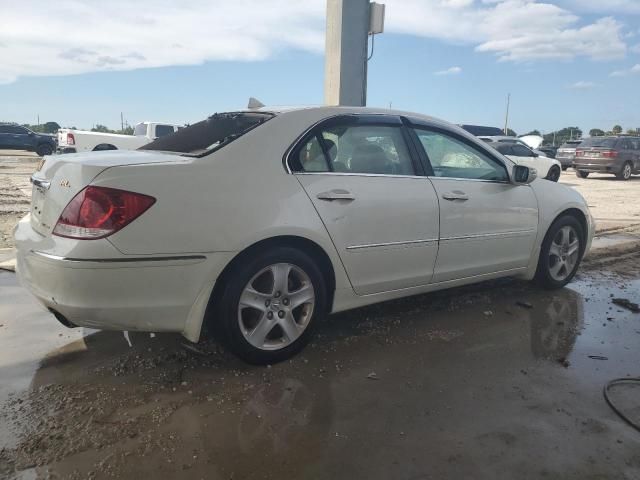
<box><xmin>555</xmin><ymin>140</ymin><xmax>582</xmax><ymax>170</ymax></box>
<box><xmin>574</xmin><ymin>136</ymin><xmax>640</xmax><ymax>180</ymax></box>
<box><xmin>0</xmin><ymin>124</ymin><xmax>56</xmax><ymax>156</ymax></box>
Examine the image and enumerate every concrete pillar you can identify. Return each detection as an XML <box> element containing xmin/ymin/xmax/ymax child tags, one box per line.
<box><xmin>324</xmin><ymin>0</ymin><xmax>370</xmax><ymax>107</ymax></box>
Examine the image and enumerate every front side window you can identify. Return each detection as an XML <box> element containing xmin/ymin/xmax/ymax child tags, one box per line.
<box><xmin>413</xmin><ymin>129</ymin><xmax>508</xmax><ymax>181</ymax></box>
<box><xmin>292</xmin><ymin>122</ymin><xmax>415</xmax><ymax>175</ymax></box>
<box><xmin>511</xmin><ymin>144</ymin><xmax>535</xmax><ymax>157</ymax></box>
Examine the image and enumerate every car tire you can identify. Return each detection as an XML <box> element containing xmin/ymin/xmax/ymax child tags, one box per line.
<box><xmin>576</xmin><ymin>170</ymin><xmax>589</xmax><ymax>179</ymax></box>
<box><xmin>36</xmin><ymin>143</ymin><xmax>53</xmax><ymax>156</ymax></box>
<box><xmin>546</xmin><ymin>166</ymin><xmax>561</xmax><ymax>182</ymax></box>
<box><xmin>534</xmin><ymin>215</ymin><xmax>584</xmax><ymax>290</ymax></box>
<box><xmin>214</xmin><ymin>246</ymin><xmax>327</xmax><ymax>364</ymax></box>
<box><xmin>561</xmin><ymin>166</ymin><xmax>568</xmax><ymax>171</ymax></box>
<box><xmin>615</xmin><ymin>162</ymin><xmax>633</xmax><ymax>181</ymax></box>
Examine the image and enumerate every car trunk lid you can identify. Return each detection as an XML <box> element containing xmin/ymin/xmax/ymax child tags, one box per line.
<box><xmin>29</xmin><ymin>150</ymin><xmax>181</xmax><ymax>236</ymax></box>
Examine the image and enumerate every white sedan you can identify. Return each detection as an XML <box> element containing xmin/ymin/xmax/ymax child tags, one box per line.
<box><xmin>15</xmin><ymin>106</ymin><xmax>594</xmax><ymax>364</ymax></box>
<box><xmin>482</xmin><ymin>140</ymin><xmax>563</xmax><ymax>182</ymax></box>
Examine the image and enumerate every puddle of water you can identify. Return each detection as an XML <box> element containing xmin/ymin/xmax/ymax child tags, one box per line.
<box><xmin>1</xmin><ymin>271</ymin><xmax>639</xmax><ymax>479</ymax></box>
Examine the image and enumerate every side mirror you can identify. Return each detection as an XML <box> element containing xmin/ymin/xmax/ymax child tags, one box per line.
<box><xmin>513</xmin><ymin>165</ymin><xmax>537</xmax><ymax>184</ymax></box>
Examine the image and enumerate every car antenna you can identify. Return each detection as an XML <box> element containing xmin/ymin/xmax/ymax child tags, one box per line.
<box><xmin>247</xmin><ymin>97</ymin><xmax>265</xmax><ymax>110</ymax></box>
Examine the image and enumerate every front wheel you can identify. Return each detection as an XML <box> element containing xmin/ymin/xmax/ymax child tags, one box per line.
<box><xmin>546</xmin><ymin>166</ymin><xmax>561</xmax><ymax>182</ymax></box>
<box><xmin>214</xmin><ymin>247</ymin><xmax>327</xmax><ymax>364</ymax></box>
<box><xmin>36</xmin><ymin>143</ymin><xmax>53</xmax><ymax>156</ymax></box>
<box><xmin>616</xmin><ymin>162</ymin><xmax>633</xmax><ymax>180</ymax></box>
<box><xmin>534</xmin><ymin>216</ymin><xmax>584</xmax><ymax>289</ymax></box>
<box><xmin>576</xmin><ymin>170</ymin><xmax>589</xmax><ymax>179</ymax></box>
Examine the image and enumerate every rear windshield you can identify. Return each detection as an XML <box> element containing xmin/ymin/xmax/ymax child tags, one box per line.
<box><xmin>140</xmin><ymin>112</ymin><xmax>274</xmax><ymax>156</ymax></box>
<box><xmin>579</xmin><ymin>138</ymin><xmax>617</xmax><ymax>148</ymax></box>
<box><xmin>460</xmin><ymin>125</ymin><xmax>505</xmax><ymax>137</ymax></box>
<box><xmin>561</xmin><ymin>141</ymin><xmax>582</xmax><ymax>148</ymax></box>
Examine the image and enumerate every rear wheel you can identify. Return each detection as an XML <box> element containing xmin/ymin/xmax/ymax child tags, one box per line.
<box><xmin>546</xmin><ymin>165</ymin><xmax>561</xmax><ymax>182</ymax></box>
<box><xmin>616</xmin><ymin>162</ymin><xmax>633</xmax><ymax>180</ymax></box>
<box><xmin>534</xmin><ymin>216</ymin><xmax>584</xmax><ymax>289</ymax></box>
<box><xmin>214</xmin><ymin>247</ymin><xmax>327</xmax><ymax>364</ymax></box>
<box><xmin>576</xmin><ymin>170</ymin><xmax>589</xmax><ymax>179</ymax></box>
<box><xmin>561</xmin><ymin>165</ymin><xmax>568</xmax><ymax>171</ymax></box>
<box><xmin>36</xmin><ymin>143</ymin><xmax>53</xmax><ymax>156</ymax></box>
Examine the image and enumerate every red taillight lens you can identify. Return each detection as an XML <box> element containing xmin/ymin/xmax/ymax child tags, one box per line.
<box><xmin>67</xmin><ymin>133</ymin><xmax>75</xmax><ymax>145</ymax></box>
<box><xmin>601</xmin><ymin>150</ymin><xmax>618</xmax><ymax>158</ymax></box>
<box><xmin>53</xmin><ymin>186</ymin><xmax>155</xmax><ymax>239</ymax></box>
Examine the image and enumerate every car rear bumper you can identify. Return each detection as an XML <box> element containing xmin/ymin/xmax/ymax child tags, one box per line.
<box><xmin>555</xmin><ymin>155</ymin><xmax>574</xmax><ymax>167</ymax></box>
<box><xmin>56</xmin><ymin>147</ymin><xmax>77</xmax><ymax>154</ymax></box>
<box><xmin>573</xmin><ymin>159</ymin><xmax>623</xmax><ymax>173</ymax></box>
<box><xmin>14</xmin><ymin>215</ymin><xmax>234</xmax><ymax>341</ymax></box>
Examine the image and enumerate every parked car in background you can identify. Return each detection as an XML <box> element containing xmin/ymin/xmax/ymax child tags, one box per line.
<box><xmin>555</xmin><ymin>140</ymin><xmax>582</xmax><ymax>170</ymax></box>
<box><xmin>538</xmin><ymin>146</ymin><xmax>558</xmax><ymax>159</ymax></box>
<box><xmin>56</xmin><ymin>122</ymin><xmax>180</xmax><ymax>154</ymax></box>
<box><xmin>487</xmin><ymin>141</ymin><xmax>562</xmax><ymax>181</ymax></box>
<box><xmin>0</xmin><ymin>123</ymin><xmax>56</xmax><ymax>156</ymax></box>
<box><xmin>574</xmin><ymin>136</ymin><xmax>640</xmax><ymax>180</ymax></box>
<box><xmin>16</xmin><ymin>106</ymin><xmax>594</xmax><ymax>364</ymax></box>
<box><xmin>478</xmin><ymin>136</ymin><xmax>549</xmax><ymax>158</ymax></box>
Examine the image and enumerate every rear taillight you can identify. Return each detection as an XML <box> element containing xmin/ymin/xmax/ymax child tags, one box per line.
<box><xmin>67</xmin><ymin>133</ymin><xmax>75</xmax><ymax>145</ymax></box>
<box><xmin>601</xmin><ymin>150</ymin><xmax>618</xmax><ymax>158</ymax></box>
<box><xmin>575</xmin><ymin>150</ymin><xmax>584</xmax><ymax>157</ymax></box>
<box><xmin>53</xmin><ymin>186</ymin><xmax>155</xmax><ymax>239</ymax></box>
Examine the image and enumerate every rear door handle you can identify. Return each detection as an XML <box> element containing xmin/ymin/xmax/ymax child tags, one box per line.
<box><xmin>316</xmin><ymin>189</ymin><xmax>355</xmax><ymax>201</ymax></box>
<box><xmin>442</xmin><ymin>191</ymin><xmax>468</xmax><ymax>201</ymax></box>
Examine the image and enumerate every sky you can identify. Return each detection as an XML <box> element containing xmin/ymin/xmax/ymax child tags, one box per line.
<box><xmin>0</xmin><ymin>0</ymin><xmax>639</xmax><ymax>135</ymax></box>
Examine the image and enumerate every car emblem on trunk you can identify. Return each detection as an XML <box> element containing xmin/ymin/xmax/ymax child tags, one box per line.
<box><xmin>60</xmin><ymin>179</ymin><xmax>71</xmax><ymax>188</ymax></box>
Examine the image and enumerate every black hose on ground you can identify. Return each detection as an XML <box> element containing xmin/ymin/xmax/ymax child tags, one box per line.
<box><xmin>603</xmin><ymin>378</ymin><xmax>640</xmax><ymax>433</ymax></box>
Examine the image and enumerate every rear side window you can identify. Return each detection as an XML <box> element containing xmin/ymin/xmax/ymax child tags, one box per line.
<box><xmin>140</xmin><ymin>112</ymin><xmax>273</xmax><ymax>156</ymax></box>
<box><xmin>292</xmin><ymin>122</ymin><xmax>415</xmax><ymax>176</ymax></box>
<box><xmin>154</xmin><ymin>125</ymin><xmax>175</xmax><ymax>138</ymax></box>
<box><xmin>493</xmin><ymin>144</ymin><xmax>512</xmax><ymax>155</ymax></box>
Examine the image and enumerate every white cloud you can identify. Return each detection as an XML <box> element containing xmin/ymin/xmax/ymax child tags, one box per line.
<box><xmin>555</xmin><ymin>1</ymin><xmax>640</xmax><ymax>15</ymax></box>
<box><xmin>0</xmin><ymin>0</ymin><xmax>631</xmax><ymax>83</ymax></box>
<box><xmin>569</xmin><ymin>81</ymin><xmax>596</xmax><ymax>89</ymax></box>
<box><xmin>610</xmin><ymin>64</ymin><xmax>640</xmax><ymax>76</ymax></box>
<box><xmin>435</xmin><ymin>66</ymin><xmax>462</xmax><ymax>75</ymax></box>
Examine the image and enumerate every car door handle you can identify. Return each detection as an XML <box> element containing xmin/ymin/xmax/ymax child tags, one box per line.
<box><xmin>442</xmin><ymin>191</ymin><xmax>469</xmax><ymax>201</ymax></box>
<box><xmin>316</xmin><ymin>189</ymin><xmax>355</xmax><ymax>201</ymax></box>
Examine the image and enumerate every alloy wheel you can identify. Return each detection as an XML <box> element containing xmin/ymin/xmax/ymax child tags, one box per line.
<box><xmin>623</xmin><ymin>163</ymin><xmax>632</xmax><ymax>180</ymax></box>
<box><xmin>237</xmin><ymin>263</ymin><xmax>315</xmax><ymax>351</ymax></box>
<box><xmin>548</xmin><ymin>226</ymin><xmax>580</xmax><ymax>282</ymax></box>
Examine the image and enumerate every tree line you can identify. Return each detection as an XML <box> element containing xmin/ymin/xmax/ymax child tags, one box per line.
<box><xmin>5</xmin><ymin>121</ymin><xmax>134</xmax><ymax>135</ymax></box>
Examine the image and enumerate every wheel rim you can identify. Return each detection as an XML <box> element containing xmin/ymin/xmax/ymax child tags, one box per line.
<box><xmin>238</xmin><ymin>263</ymin><xmax>315</xmax><ymax>351</ymax></box>
<box><xmin>548</xmin><ymin>226</ymin><xmax>580</xmax><ymax>282</ymax></box>
<box><xmin>623</xmin><ymin>164</ymin><xmax>631</xmax><ymax>180</ymax></box>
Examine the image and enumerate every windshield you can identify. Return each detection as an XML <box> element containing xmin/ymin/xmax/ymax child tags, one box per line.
<box><xmin>140</xmin><ymin>112</ymin><xmax>273</xmax><ymax>155</ymax></box>
<box><xmin>579</xmin><ymin>138</ymin><xmax>617</xmax><ymax>148</ymax></box>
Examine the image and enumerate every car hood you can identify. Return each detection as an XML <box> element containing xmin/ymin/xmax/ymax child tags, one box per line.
<box><xmin>519</xmin><ymin>135</ymin><xmax>544</xmax><ymax>149</ymax></box>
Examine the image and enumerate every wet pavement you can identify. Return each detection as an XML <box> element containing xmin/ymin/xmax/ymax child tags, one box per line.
<box><xmin>1</xmin><ymin>258</ymin><xmax>640</xmax><ymax>479</ymax></box>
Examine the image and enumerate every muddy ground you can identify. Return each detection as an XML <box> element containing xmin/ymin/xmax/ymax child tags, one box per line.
<box><xmin>1</xmin><ymin>241</ymin><xmax>639</xmax><ymax>479</ymax></box>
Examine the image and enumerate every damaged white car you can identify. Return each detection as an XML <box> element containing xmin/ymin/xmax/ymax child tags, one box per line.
<box><xmin>15</xmin><ymin>106</ymin><xmax>594</xmax><ymax>363</ymax></box>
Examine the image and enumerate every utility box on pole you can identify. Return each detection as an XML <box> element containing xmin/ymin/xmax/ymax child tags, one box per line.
<box><xmin>324</xmin><ymin>0</ymin><xmax>370</xmax><ymax>107</ymax></box>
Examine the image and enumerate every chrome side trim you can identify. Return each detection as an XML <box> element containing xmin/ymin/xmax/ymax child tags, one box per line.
<box><xmin>296</xmin><ymin>172</ymin><xmax>427</xmax><ymax>180</ymax></box>
<box><xmin>31</xmin><ymin>251</ymin><xmax>207</xmax><ymax>263</ymax></box>
<box><xmin>441</xmin><ymin>230</ymin><xmax>535</xmax><ymax>242</ymax></box>
<box><xmin>346</xmin><ymin>238</ymin><xmax>438</xmax><ymax>250</ymax></box>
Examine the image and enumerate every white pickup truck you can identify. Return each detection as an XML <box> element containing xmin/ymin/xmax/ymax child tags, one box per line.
<box><xmin>56</xmin><ymin>122</ymin><xmax>180</xmax><ymax>154</ymax></box>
